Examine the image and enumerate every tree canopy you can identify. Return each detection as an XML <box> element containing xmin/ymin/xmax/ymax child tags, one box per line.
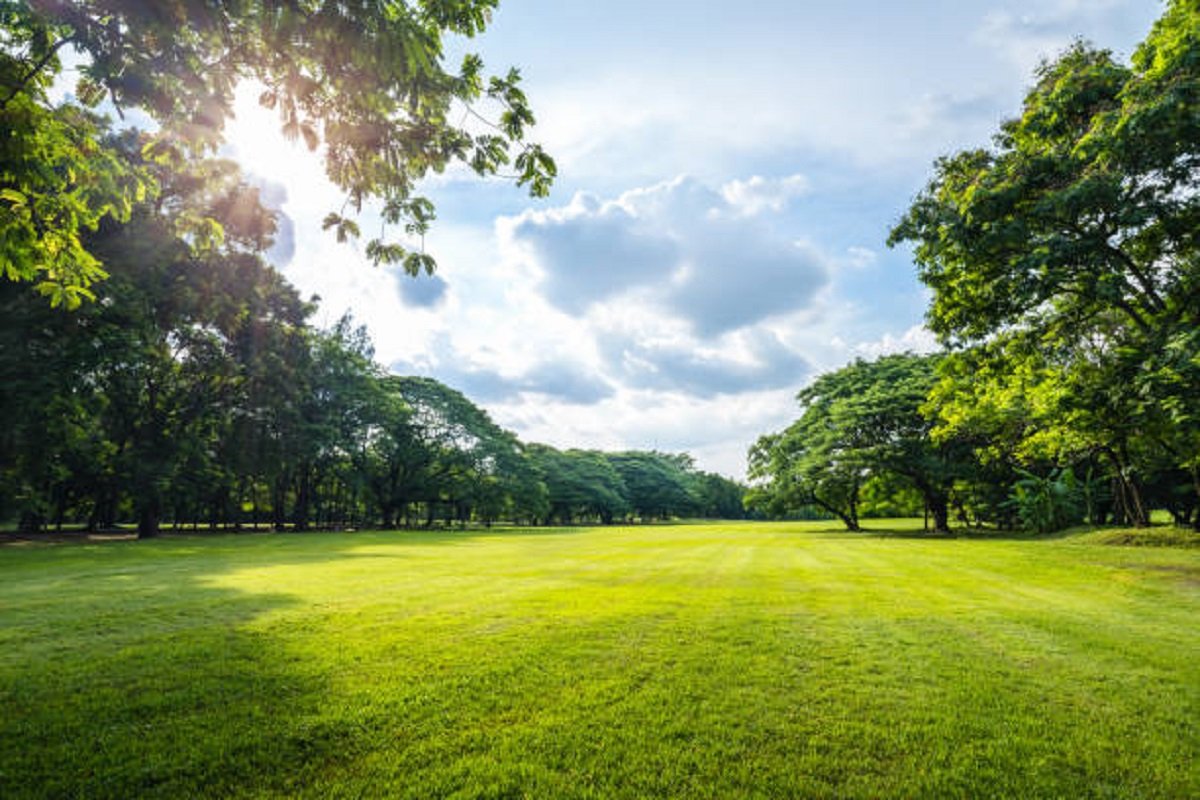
<box><xmin>1</xmin><ymin>0</ymin><xmax>554</xmax><ymax>302</ymax></box>
<box><xmin>885</xmin><ymin>0</ymin><xmax>1200</xmax><ymax>529</ymax></box>
<box><xmin>749</xmin><ymin>354</ymin><xmax>967</xmax><ymax>533</ymax></box>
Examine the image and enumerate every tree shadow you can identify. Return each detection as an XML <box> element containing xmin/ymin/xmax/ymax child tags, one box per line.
<box><xmin>0</xmin><ymin>537</ymin><xmax>387</xmax><ymax>798</ymax></box>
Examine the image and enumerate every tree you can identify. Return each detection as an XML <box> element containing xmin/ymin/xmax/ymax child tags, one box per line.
<box><xmin>0</xmin><ymin>5</ymin><xmax>148</xmax><ymax>306</ymax></box>
<box><xmin>889</xmin><ymin>2</ymin><xmax>1200</xmax><ymax>525</ymax></box>
<box><xmin>364</xmin><ymin>375</ymin><xmax>523</xmax><ymax>527</ymax></box>
<box><xmin>749</xmin><ymin>354</ymin><xmax>967</xmax><ymax>533</ymax></box>
<box><xmin>688</xmin><ymin>471</ymin><xmax>747</xmax><ymax>520</ymax></box>
<box><xmin>605</xmin><ymin>451</ymin><xmax>697</xmax><ymax>521</ymax></box>
<box><xmin>748</xmin><ymin>428</ymin><xmax>865</xmax><ymax>532</ymax></box>
<box><xmin>0</xmin><ymin>119</ymin><xmax>326</xmax><ymax>537</ymax></box>
<box><xmin>3</xmin><ymin>0</ymin><xmax>554</xmax><ymax>300</ymax></box>
<box><xmin>527</xmin><ymin>446</ymin><xmax>629</xmax><ymax>525</ymax></box>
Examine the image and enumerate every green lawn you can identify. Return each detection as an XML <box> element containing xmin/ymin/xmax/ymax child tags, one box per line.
<box><xmin>2</xmin><ymin>521</ymin><xmax>1197</xmax><ymax>798</ymax></box>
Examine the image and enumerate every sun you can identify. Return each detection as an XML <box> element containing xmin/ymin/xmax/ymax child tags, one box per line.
<box><xmin>223</xmin><ymin>81</ymin><xmax>329</xmax><ymax>207</ymax></box>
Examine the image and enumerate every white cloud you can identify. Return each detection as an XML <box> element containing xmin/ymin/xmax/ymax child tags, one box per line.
<box><xmin>507</xmin><ymin>175</ymin><xmax>831</xmax><ymax>336</ymax></box>
<box><xmin>852</xmin><ymin>324</ymin><xmax>940</xmax><ymax>359</ymax></box>
<box><xmin>595</xmin><ymin>326</ymin><xmax>811</xmax><ymax>398</ymax></box>
<box><xmin>844</xmin><ymin>246</ymin><xmax>877</xmax><ymax>269</ymax></box>
<box><xmin>720</xmin><ymin>174</ymin><xmax>810</xmax><ymax>217</ymax></box>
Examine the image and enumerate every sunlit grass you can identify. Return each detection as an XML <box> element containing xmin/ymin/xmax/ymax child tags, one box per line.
<box><xmin>2</xmin><ymin>521</ymin><xmax>1197</xmax><ymax>797</ymax></box>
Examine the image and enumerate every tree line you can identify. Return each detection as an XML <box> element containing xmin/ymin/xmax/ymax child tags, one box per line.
<box><xmin>0</xmin><ymin>137</ymin><xmax>745</xmax><ymax>537</ymax></box>
<box><xmin>750</xmin><ymin>3</ymin><xmax>1199</xmax><ymax>534</ymax></box>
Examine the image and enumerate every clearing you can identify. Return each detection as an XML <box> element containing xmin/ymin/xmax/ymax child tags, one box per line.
<box><xmin>1</xmin><ymin>521</ymin><xmax>1197</xmax><ymax>797</ymax></box>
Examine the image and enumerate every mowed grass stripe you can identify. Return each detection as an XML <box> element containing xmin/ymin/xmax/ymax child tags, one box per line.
<box><xmin>1</xmin><ymin>521</ymin><xmax>1196</xmax><ymax>798</ymax></box>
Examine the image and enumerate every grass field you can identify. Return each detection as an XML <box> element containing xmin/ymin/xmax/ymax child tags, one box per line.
<box><xmin>2</xmin><ymin>521</ymin><xmax>1198</xmax><ymax>798</ymax></box>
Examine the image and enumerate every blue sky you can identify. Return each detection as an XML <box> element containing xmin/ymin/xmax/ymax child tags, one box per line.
<box><xmin>223</xmin><ymin>0</ymin><xmax>1163</xmax><ymax>477</ymax></box>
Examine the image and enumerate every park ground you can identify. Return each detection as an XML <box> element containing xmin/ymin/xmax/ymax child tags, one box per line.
<box><xmin>2</xmin><ymin>520</ymin><xmax>1197</xmax><ymax>798</ymax></box>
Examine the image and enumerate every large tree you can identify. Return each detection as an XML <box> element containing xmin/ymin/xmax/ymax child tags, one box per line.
<box><xmin>2</xmin><ymin>0</ymin><xmax>553</xmax><ymax>300</ymax></box>
<box><xmin>527</xmin><ymin>446</ymin><xmax>629</xmax><ymax>525</ymax></box>
<box><xmin>889</xmin><ymin>1</ymin><xmax>1200</xmax><ymax>525</ymax></box>
<box><xmin>750</xmin><ymin>354</ymin><xmax>966</xmax><ymax>533</ymax></box>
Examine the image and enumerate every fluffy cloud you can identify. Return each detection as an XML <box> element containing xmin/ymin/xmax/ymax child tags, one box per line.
<box><xmin>510</xmin><ymin>192</ymin><xmax>678</xmax><ymax>315</ymax></box>
<box><xmin>720</xmin><ymin>174</ymin><xmax>810</xmax><ymax>217</ymax></box>
<box><xmin>974</xmin><ymin>0</ymin><xmax>1147</xmax><ymax>75</ymax></box>
<box><xmin>851</xmin><ymin>324</ymin><xmax>940</xmax><ymax>359</ymax></box>
<box><xmin>506</xmin><ymin>175</ymin><xmax>829</xmax><ymax>336</ymax></box>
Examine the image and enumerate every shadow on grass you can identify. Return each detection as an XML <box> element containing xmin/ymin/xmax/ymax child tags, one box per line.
<box><xmin>0</xmin><ymin>520</ymin><xmax>645</xmax><ymax>796</ymax></box>
<box><xmin>846</xmin><ymin>522</ymin><xmax>1200</xmax><ymax>547</ymax></box>
<box><xmin>0</xmin><ymin>542</ymin><xmax>373</xmax><ymax>799</ymax></box>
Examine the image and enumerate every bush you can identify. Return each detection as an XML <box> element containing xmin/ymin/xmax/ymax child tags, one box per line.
<box><xmin>1007</xmin><ymin>469</ymin><xmax>1085</xmax><ymax>534</ymax></box>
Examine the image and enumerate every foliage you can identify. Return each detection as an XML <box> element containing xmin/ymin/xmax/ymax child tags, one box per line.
<box><xmin>604</xmin><ymin>451</ymin><xmax>698</xmax><ymax>521</ymax></box>
<box><xmin>1006</xmin><ymin>468</ymin><xmax>1085</xmax><ymax>534</ymax></box>
<box><xmin>0</xmin><ymin>5</ymin><xmax>150</xmax><ymax>304</ymax></box>
<box><xmin>1</xmin><ymin>0</ymin><xmax>553</xmax><ymax>300</ymax></box>
<box><xmin>751</xmin><ymin>353</ymin><xmax>970</xmax><ymax>532</ymax></box>
<box><xmin>889</xmin><ymin>0</ymin><xmax>1200</xmax><ymax>527</ymax></box>
<box><xmin>527</xmin><ymin>445</ymin><xmax>629</xmax><ymax>525</ymax></box>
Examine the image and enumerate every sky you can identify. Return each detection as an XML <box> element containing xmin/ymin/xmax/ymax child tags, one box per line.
<box><xmin>220</xmin><ymin>0</ymin><xmax>1163</xmax><ymax>478</ymax></box>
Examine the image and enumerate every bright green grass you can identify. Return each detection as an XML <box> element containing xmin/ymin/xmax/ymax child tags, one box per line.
<box><xmin>2</xmin><ymin>521</ymin><xmax>1197</xmax><ymax>798</ymax></box>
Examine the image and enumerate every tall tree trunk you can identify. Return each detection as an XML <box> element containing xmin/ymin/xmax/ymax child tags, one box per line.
<box><xmin>18</xmin><ymin>510</ymin><xmax>43</xmax><ymax>534</ymax></box>
<box><xmin>272</xmin><ymin>472</ymin><xmax>289</xmax><ymax>531</ymax></box>
<box><xmin>292</xmin><ymin>466</ymin><xmax>311</xmax><ymax>531</ymax></box>
<box><xmin>1190</xmin><ymin>467</ymin><xmax>1200</xmax><ymax>532</ymax></box>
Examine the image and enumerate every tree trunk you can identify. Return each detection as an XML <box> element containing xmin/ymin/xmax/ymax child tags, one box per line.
<box><xmin>1108</xmin><ymin>448</ymin><xmax>1148</xmax><ymax>528</ymax></box>
<box><xmin>811</xmin><ymin>492</ymin><xmax>858</xmax><ymax>532</ymax></box>
<box><xmin>137</xmin><ymin>502</ymin><xmax>160</xmax><ymax>539</ymax></box>
<box><xmin>929</xmin><ymin>495</ymin><xmax>950</xmax><ymax>534</ymax></box>
<box><xmin>1191</xmin><ymin>467</ymin><xmax>1200</xmax><ymax>532</ymax></box>
<box><xmin>272</xmin><ymin>473</ymin><xmax>289</xmax><ymax>531</ymax></box>
<box><xmin>292</xmin><ymin>467</ymin><xmax>311</xmax><ymax>531</ymax></box>
<box><xmin>18</xmin><ymin>510</ymin><xmax>43</xmax><ymax>534</ymax></box>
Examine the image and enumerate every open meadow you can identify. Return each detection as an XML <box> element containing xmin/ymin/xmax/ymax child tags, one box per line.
<box><xmin>2</xmin><ymin>521</ymin><xmax>1198</xmax><ymax>798</ymax></box>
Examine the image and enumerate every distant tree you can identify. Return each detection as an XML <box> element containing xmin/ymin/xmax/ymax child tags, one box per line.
<box><xmin>689</xmin><ymin>472</ymin><xmax>747</xmax><ymax>520</ymax></box>
<box><xmin>528</xmin><ymin>446</ymin><xmax>629</xmax><ymax>525</ymax></box>
<box><xmin>365</xmin><ymin>376</ymin><xmax>523</xmax><ymax>527</ymax></box>
<box><xmin>858</xmin><ymin>473</ymin><xmax>922</xmax><ymax>519</ymax></box>
<box><xmin>605</xmin><ymin>451</ymin><xmax>697</xmax><ymax>521</ymax></box>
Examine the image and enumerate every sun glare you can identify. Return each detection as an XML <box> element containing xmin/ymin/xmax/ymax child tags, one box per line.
<box><xmin>224</xmin><ymin>82</ymin><xmax>329</xmax><ymax>207</ymax></box>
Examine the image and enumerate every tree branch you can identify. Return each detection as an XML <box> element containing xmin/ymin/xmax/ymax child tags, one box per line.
<box><xmin>0</xmin><ymin>34</ymin><xmax>77</xmax><ymax>112</ymax></box>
